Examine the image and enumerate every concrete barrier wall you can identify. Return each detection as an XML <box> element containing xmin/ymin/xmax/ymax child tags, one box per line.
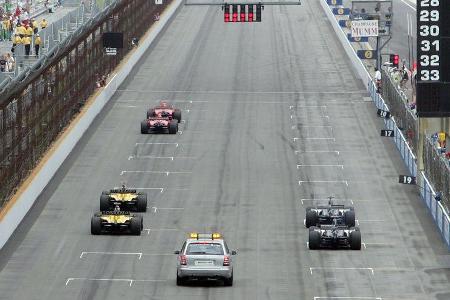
<box><xmin>320</xmin><ymin>0</ymin><xmax>450</xmax><ymax>249</ymax></box>
<box><xmin>319</xmin><ymin>0</ymin><xmax>369</xmax><ymax>87</ymax></box>
<box><xmin>0</xmin><ymin>0</ymin><xmax>183</xmax><ymax>249</ymax></box>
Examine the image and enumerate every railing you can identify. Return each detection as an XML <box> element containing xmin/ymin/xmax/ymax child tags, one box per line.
<box><xmin>369</xmin><ymin>80</ymin><xmax>417</xmax><ymax>177</ymax></box>
<box><xmin>0</xmin><ymin>0</ymin><xmax>170</xmax><ymax>206</ymax></box>
<box><xmin>424</xmin><ymin>135</ymin><xmax>450</xmax><ymax>211</ymax></box>
<box><xmin>381</xmin><ymin>68</ymin><xmax>419</xmax><ymax>155</ymax></box>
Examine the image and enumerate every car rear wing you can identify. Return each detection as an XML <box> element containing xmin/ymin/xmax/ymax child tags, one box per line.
<box><xmin>148</xmin><ymin>116</ymin><xmax>171</xmax><ymax>120</ymax></box>
<box><xmin>110</xmin><ymin>189</ymin><xmax>137</xmax><ymax>194</ymax></box>
<box><xmin>100</xmin><ymin>211</ymin><xmax>131</xmax><ymax>215</ymax></box>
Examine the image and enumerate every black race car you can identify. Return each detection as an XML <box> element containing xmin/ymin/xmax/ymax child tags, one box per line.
<box><xmin>305</xmin><ymin>198</ymin><xmax>355</xmax><ymax>228</ymax></box>
<box><xmin>309</xmin><ymin>223</ymin><xmax>361</xmax><ymax>250</ymax></box>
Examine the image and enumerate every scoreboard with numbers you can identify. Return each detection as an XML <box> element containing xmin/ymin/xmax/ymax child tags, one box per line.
<box><xmin>417</xmin><ymin>0</ymin><xmax>450</xmax><ymax>117</ymax></box>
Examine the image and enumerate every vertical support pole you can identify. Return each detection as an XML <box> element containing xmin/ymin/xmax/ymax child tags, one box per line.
<box><xmin>376</xmin><ymin>36</ymin><xmax>380</xmax><ymax>69</ymax></box>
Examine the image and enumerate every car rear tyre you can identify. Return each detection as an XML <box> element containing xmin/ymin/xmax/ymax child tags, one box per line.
<box><xmin>141</xmin><ymin>120</ymin><xmax>148</xmax><ymax>134</ymax></box>
<box><xmin>309</xmin><ymin>230</ymin><xmax>321</xmax><ymax>250</ymax></box>
<box><xmin>305</xmin><ymin>210</ymin><xmax>318</xmax><ymax>228</ymax></box>
<box><xmin>100</xmin><ymin>194</ymin><xmax>110</xmax><ymax>211</ymax></box>
<box><xmin>130</xmin><ymin>216</ymin><xmax>142</xmax><ymax>235</ymax></box>
<box><xmin>137</xmin><ymin>194</ymin><xmax>147</xmax><ymax>212</ymax></box>
<box><xmin>173</xmin><ymin>109</ymin><xmax>182</xmax><ymax>123</ymax></box>
<box><xmin>224</xmin><ymin>274</ymin><xmax>233</xmax><ymax>286</ymax></box>
<box><xmin>176</xmin><ymin>274</ymin><xmax>185</xmax><ymax>286</ymax></box>
<box><xmin>169</xmin><ymin>120</ymin><xmax>178</xmax><ymax>134</ymax></box>
<box><xmin>91</xmin><ymin>216</ymin><xmax>102</xmax><ymax>235</ymax></box>
<box><xmin>350</xmin><ymin>230</ymin><xmax>361</xmax><ymax>250</ymax></box>
<box><xmin>344</xmin><ymin>210</ymin><xmax>356</xmax><ymax>227</ymax></box>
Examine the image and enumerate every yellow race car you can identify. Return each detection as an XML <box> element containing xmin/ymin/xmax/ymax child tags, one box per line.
<box><xmin>91</xmin><ymin>210</ymin><xmax>143</xmax><ymax>235</ymax></box>
<box><xmin>100</xmin><ymin>186</ymin><xmax>147</xmax><ymax>212</ymax></box>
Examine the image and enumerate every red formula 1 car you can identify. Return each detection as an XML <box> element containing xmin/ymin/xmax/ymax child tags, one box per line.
<box><xmin>147</xmin><ymin>101</ymin><xmax>182</xmax><ymax>123</ymax></box>
<box><xmin>141</xmin><ymin>117</ymin><xmax>178</xmax><ymax>134</ymax></box>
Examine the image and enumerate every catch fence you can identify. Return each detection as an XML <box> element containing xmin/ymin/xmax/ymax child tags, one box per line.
<box><xmin>0</xmin><ymin>0</ymin><xmax>169</xmax><ymax>205</ymax></box>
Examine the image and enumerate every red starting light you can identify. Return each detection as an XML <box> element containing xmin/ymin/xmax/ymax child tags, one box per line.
<box><xmin>224</xmin><ymin>4</ymin><xmax>230</xmax><ymax>22</ymax></box>
<box><xmin>248</xmin><ymin>4</ymin><xmax>254</xmax><ymax>22</ymax></box>
<box><xmin>240</xmin><ymin>4</ymin><xmax>246</xmax><ymax>22</ymax></box>
<box><xmin>232</xmin><ymin>4</ymin><xmax>238</xmax><ymax>22</ymax></box>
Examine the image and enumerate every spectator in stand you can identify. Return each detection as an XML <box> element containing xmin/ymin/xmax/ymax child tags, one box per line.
<box><xmin>400</xmin><ymin>65</ymin><xmax>409</xmax><ymax>88</ymax></box>
<box><xmin>40</xmin><ymin>18</ymin><xmax>48</xmax><ymax>30</ymax></box>
<box><xmin>34</xmin><ymin>34</ymin><xmax>41</xmax><ymax>57</ymax></box>
<box><xmin>23</xmin><ymin>35</ymin><xmax>31</xmax><ymax>56</ymax></box>
<box><xmin>8</xmin><ymin>17</ymin><xmax>13</xmax><ymax>40</ymax></box>
<box><xmin>14</xmin><ymin>6</ymin><xmax>21</xmax><ymax>20</ymax></box>
<box><xmin>21</xmin><ymin>10</ymin><xmax>29</xmax><ymax>25</ymax></box>
<box><xmin>6</xmin><ymin>53</ymin><xmax>15</xmax><ymax>72</ymax></box>
<box><xmin>31</xmin><ymin>19</ymin><xmax>38</xmax><ymax>34</ymax></box>
<box><xmin>11</xmin><ymin>34</ymin><xmax>22</xmax><ymax>53</ymax></box>
<box><xmin>5</xmin><ymin>18</ymin><xmax>12</xmax><ymax>41</ymax></box>
<box><xmin>1</xmin><ymin>18</ymin><xmax>7</xmax><ymax>41</ymax></box>
<box><xmin>374</xmin><ymin>67</ymin><xmax>382</xmax><ymax>93</ymax></box>
<box><xmin>25</xmin><ymin>23</ymin><xmax>33</xmax><ymax>38</ymax></box>
<box><xmin>16</xmin><ymin>23</ymin><xmax>25</xmax><ymax>38</ymax></box>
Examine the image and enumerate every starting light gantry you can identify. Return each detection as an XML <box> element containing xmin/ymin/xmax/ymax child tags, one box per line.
<box><xmin>184</xmin><ymin>1</ymin><xmax>301</xmax><ymax>22</ymax></box>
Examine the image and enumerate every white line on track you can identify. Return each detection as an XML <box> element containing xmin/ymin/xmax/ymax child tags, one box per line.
<box><xmin>295</xmin><ymin>150</ymin><xmax>340</xmax><ymax>155</ymax></box>
<box><xmin>299</xmin><ymin>180</ymin><xmax>348</xmax><ymax>186</ymax></box>
<box><xmin>184</xmin><ymin>109</ymin><xmax>208</xmax><ymax>113</ymax></box>
<box><xmin>65</xmin><ymin>278</ymin><xmax>166</xmax><ymax>286</ymax></box>
<box><xmin>135</xmin><ymin>142</ymin><xmax>179</xmax><ymax>147</ymax></box>
<box><xmin>79</xmin><ymin>251</ymin><xmax>173</xmax><ymax>259</ymax></box>
<box><xmin>291</xmin><ymin>125</ymin><xmax>334</xmax><ymax>131</ymax></box>
<box><xmin>128</xmin><ymin>156</ymin><xmax>195</xmax><ymax>160</ymax></box>
<box><xmin>134</xmin><ymin>187</ymin><xmax>164</xmax><ymax>193</ymax></box>
<box><xmin>151</xmin><ymin>207</ymin><xmax>185</xmax><ymax>213</ymax></box>
<box><xmin>80</xmin><ymin>252</ymin><xmax>142</xmax><ymax>259</ymax></box>
<box><xmin>298</xmin><ymin>125</ymin><xmax>333</xmax><ymax>128</ymax></box>
<box><xmin>361</xmin><ymin>242</ymin><xmax>390</xmax><ymax>249</ymax></box>
<box><xmin>309</xmin><ymin>267</ymin><xmax>374</xmax><ymax>275</ymax></box>
<box><xmin>289</xmin><ymin>105</ymin><xmax>328</xmax><ymax>109</ymax></box>
<box><xmin>300</xmin><ymin>198</ymin><xmax>351</xmax><ymax>205</ymax></box>
<box><xmin>293</xmin><ymin>137</ymin><xmax>335</xmax><ymax>141</ymax></box>
<box><xmin>297</xmin><ymin>164</ymin><xmax>344</xmax><ymax>169</ymax></box>
<box><xmin>314</xmin><ymin>297</ymin><xmax>383</xmax><ymax>300</ymax></box>
<box><xmin>120</xmin><ymin>170</ymin><xmax>192</xmax><ymax>176</ymax></box>
<box><xmin>356</xmin><ymin>220</ymin><xmax>385</xmax><ymax>226</ymax></box>
<box><xmin>144</xmin><ymin>228</ymin><xmax>179</xmax><ymax>235</ymax></box>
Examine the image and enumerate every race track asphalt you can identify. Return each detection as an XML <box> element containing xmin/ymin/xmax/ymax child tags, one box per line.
<box><xmin>0</xmin><ymin>0</ymin><xmax>449</xmax><ymax>299</ymax></box>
